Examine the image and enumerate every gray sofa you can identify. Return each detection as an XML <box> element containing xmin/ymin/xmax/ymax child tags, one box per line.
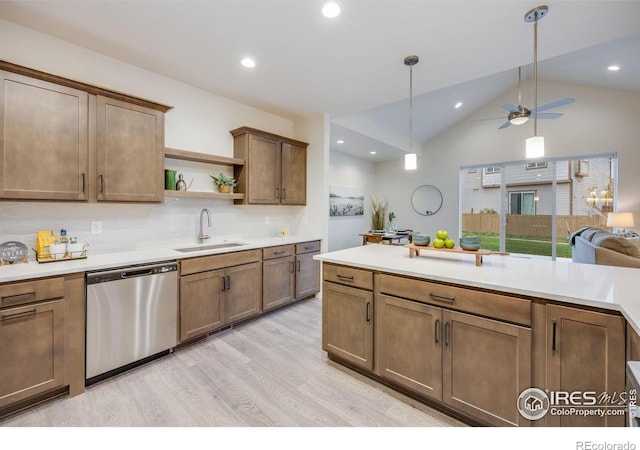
<box><xmin>570</xmin><ymin>227</ymin><xmax>640</xmax><ymax>268</ymax></box>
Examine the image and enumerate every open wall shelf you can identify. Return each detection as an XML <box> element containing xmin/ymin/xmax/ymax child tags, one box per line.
<box><xmin>164</xmin><ymin>190</ymin><xmax>244</xmax><ymax>200</ymax></box>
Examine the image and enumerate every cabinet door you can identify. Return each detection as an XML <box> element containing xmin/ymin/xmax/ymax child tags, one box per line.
<box><xmin>247</xmin><ymin>134</ymin><xmax>280</xmax><ymax>204</ymax></box>
<box><xmin>96</xmin><ymin>96</ymin><xmax>164</xmax><ymax>202</ymax></box>
<box><xmin>224</xmin><ymin>262</ymin><xmax>262</xmax><ymax>324</ymax></box>
<box><xmin>442</xmin><ymin>310</ymin><xmax>531</xmax><ymax>427</ymax></box>
<box><xmin>179</xmin><ymin>270</ymin><xmax>224</xmax><ymax>342</ymax></box>
<box><xmin>546</xmin><ymin>304</ymin><xmax>625</xmax><ymax>427</ymax></box>
<box><xmin>322</xmin><ymin>281</ymin><xmax>373</xmax><ymax>371</ymax></box>
<box><xmin>281</xmin><ymin>142</ymin><xmax>306</xmax><ymax>205</ymax></box>
<box><xmin>0</xmin><ymin>71</ymin><xmax>89</xmax><ymax>200</ymax></box>
<box><xmin>263</xmin><ymin>256</ymin><xmax>295</xmax><ymax>311</ymax></box>
<box><xmin>376</xmin><ymin>294</ymin><xmax>443</xmax><ymax>400</ymax></box>
<box><xmin>0</xmin><ymin>300</ymin><xmax>65</xmax><ymax>408</ymax></box>
<box><xmin>295</xmin><ymin>252</ymin><xmax>320</xmax><ymax>300</ymax></box>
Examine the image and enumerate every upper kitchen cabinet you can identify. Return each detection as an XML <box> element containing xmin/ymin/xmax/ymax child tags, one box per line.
<box><xmin>96</xmin><ymin>96</ymin><xmax>164</xmax><ymax>202</ymax></box>
<box><xmin>0</xmin><ymin>61</ymin><xmax>171</xmax><ymax>203</ymax></box>
<box><xmin>0</xmin><ymin>71</ymin><xmax>89</xmax><ymax>201</ymax></box>
<box><xmin>230</xmin><ymin>127</ymin><xmax>308</xmax><ymax>205</ymax></box>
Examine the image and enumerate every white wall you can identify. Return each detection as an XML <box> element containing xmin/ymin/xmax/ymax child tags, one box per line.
<box><xmin>0</xmin><ymin>19</ymin><xmax>327</xmax><ymax>255</ymax></box>
<box><xmin>328</xmin><ymin>150</ymin><xmax>377</xmax><ymax>251</ymax></box>
<box><xmin>375</xmin><ymin>80</ymin><xmax>640</xmax><ymax>239</ymax></box>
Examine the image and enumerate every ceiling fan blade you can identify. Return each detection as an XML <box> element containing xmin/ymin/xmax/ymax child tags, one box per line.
<box><xmin>501</xmin><ymin>104</ymin><xmax>519</xmax><ymax>113</ymax></box>
<box><xmin>536</xmin><ymin>112</ymin><xmax>563</xmax><ymax>120</ymax></box>
<box><xmin>534</xmin><ymin>97</ymin><xmax>575</xmax><ymax>113</ymax></box>
<box><xmin>498</xmin><ymin>121</ymin><xmax>512</xmax><ymax>130</ymax></box>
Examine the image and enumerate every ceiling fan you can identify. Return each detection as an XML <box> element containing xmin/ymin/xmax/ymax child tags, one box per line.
<box><xmin>477</xmin><ymin>66</ymin><xmax>575</xmax><ymax>130</ymax></box>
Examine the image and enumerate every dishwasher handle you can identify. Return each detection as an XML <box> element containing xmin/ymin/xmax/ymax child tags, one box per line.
<box><xmin>87</xmin><ymin>262</ymin><xmax>177</xmax><ymax>284</ymax></box>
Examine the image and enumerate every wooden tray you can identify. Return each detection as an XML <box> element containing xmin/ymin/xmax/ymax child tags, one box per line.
<box><xmin>405</xmin><ymin>244</ymin><xmax>509</xmax><ymax>266</ymax></box>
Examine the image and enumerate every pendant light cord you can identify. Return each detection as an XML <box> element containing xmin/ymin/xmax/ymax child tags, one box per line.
<box><xmin>409</xmin><ymin>63</ymin><xmax>413</xmax><ymax>153</ymax></box>
<box><xmin>533</xmin><ymin>15</ymin><xmax>538</xmax><ymax>136</ymax></box>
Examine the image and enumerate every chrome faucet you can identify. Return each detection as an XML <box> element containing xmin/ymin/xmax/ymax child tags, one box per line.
<box><xmin>198</xmin><ymin>208</ymin><xmax>212</xmax><ymax>243</ymax></box>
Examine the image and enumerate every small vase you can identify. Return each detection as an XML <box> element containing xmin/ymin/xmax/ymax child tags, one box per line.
<box><xmin>386</xmin><ymin>220</ymin><xmax>398</xmax><ymax>233</ymax></box>
<box><xmin>218</xmin><ymin>185</ymin><xmax>231</xmax><ymax>193</ymax></box>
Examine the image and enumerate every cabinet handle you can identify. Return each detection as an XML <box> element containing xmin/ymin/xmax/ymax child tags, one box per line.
<box><xmin>99</xmin><ymin>175</ymin><xmax>104</xmax><ymax>193</ymax></box>
<box><xmin>336</xmin><ymin>274</ymin><xmax>354</xmax><ymax>281</ymax></box>
<box><xmin>444</xmin><ymin>322</ymin><xmax>450</xmax><ymax>346</ymax></box>
<box><xmin>1</xmin><ymin>292</ymin><xmax>36</xmax><ymax>306</ymax></box>
<box><xmin>429</xmin><ymin>293</ymin><xmax>455</xmax><ymax>303</ymax></box>
<box><xmin>365</xmin><ymin>302</ymin><xmax>371</xmax><ymax>322</ymax></box>
<box><xmin>1</xmin><ymin>309</ymin><xmax>37</xmax><ymax>321</ymax></box>
<box><xmin>282</xmin><ymin>188</ymin><xmax>287</xmax><ymax>200</ymax></box>
<box><xmin>226</xmin><ymin>275</ymin><xmax>231</xmax><ymax>291</ymax></box>
<box><xmin>304</xmin><ymin>246</ymin><xmax>314</xmax><ymax>251</ymax></box>
<box><xmin>274</xmin><ymin>250</ymin><xmax>286</xmax><ymax>255</ymax></box>
<box><xmin>276</xmin><ymin>187</ymin><xmax>280</xmax><ymax>200</ymax></box>
<box><xmin>297</xmin><ymin>260</ymin><xmax>301</xmax><ymax>272</ymax></box>
<box><xmin>552</xmin><ymin>319</ymin><xmax>557</xmax><ymax>352</ymax></box>
<box><xmin>81</xmin><ymin>173</ymin><xmax>86</xmax><ymax>193</ymax></box>
<box><xmin>290</xmin><ymin>261</ymin><xmax>295</xmax><ymax>273</ymax></box>
<box><xmin>435</xmin><ymin>319</ymin><xmax>441</xmax><ymax>343</ymax></box>
<box><xmin>221</xmin><ymin>276</ymin><xmax>227</xmax><ymax>291</ymax></box>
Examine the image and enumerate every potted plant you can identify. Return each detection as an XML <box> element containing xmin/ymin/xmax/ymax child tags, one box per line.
<box><xmin>210</xmin><ymin>172</ymin><xmax>237</xmax><ymax>193</ymax></box>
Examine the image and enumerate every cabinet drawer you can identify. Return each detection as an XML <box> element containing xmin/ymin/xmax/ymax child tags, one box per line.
<box><xmin>378</xmin><ymin>274</ymin><xmax>531</xmax><ymax>327</ymax></box>
<box><xmin>0</xmin><ymin>277</ymin><xmax>65</xmax><ymax>309</ymax></box>
<box><xmin>296</xmin><ymin>240</ymin><xmax>320</xmax><ymax>254</ymax></box>
<box><xmin>263</xmin><ymin>245</ymin><xmax>294</xmax><ymax>260</ymax></box>
<box><xmin>323</xmin><ymin>263</ymin><xmax>373</xmax><ymax>291</ymax></box>
<box><xmin>180</xmin><ymin>249</ymin><xmax>262</xmax><ymax>276</ymax></box>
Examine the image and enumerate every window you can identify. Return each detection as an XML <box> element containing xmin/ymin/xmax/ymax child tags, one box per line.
<box><xmin>526</xmin><ymin>162</ymin><xmax>547</xmax><ymax>169</ymax></box>
<box><xmin>484</xmin><ymin>166</ymin><xmax>500</xmax><ymax>174</ymax></box>
<box><xmin>509</xmin><ymin>192</ymin><xmax>535</xmax><ymax>215</ymax></box>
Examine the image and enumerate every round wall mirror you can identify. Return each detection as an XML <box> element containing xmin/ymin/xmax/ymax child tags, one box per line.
<box><xmin>411</xmin><ymin>185</ymin><xmax>443</xmax><ymax>216</ymax></box>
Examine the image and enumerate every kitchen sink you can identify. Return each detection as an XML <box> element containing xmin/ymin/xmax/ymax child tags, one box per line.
<box><xmin>173</xmin><ymin>242</ymin><xmax>247</xmax><ymax>253</ymax></box>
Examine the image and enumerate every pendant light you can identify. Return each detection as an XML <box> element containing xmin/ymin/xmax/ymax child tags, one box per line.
<box><xmin>404</xmin><ymin>55</ymin><xmax>419</xmax><ymax>170</ymax></box>
<box><xmin>525</xmin><ymin>5</ymin><xmax>548</xmax><ymax>159</ymax></box>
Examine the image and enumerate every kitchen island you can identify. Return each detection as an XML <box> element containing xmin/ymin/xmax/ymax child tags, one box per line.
<box><xmin>314</xmin><ymin>244</ymin><xmax>637</xmax><ymax>427</ymax></box>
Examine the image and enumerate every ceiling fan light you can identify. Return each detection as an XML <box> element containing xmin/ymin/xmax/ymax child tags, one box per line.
<box><xmin>526</xmin><ymin>136</ymin><xmax>545</xmax><ymax>159</ymax></box>
<box><xmin>405</xmin><ymin>153</ymin><xmax>417</xmax><ymax>170</ymax></box>
<box><xmin>509</xmin><ymin>116</ymin><xmax>529</xmax><ymax>125</ymax></box>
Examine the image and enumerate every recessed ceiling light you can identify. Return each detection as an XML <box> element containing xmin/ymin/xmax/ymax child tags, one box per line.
<box><xmin>608</xmin><ymin>65</ymin><xmax>620</xmax><ymax>71</ymax></box>
<box><xmin>369</xmin><ymin>151</ymin><xmax>376</xmax><ymax>155</ymax></box>
<box><xmin>322</xmin><ymin>2</ymin><xmax>341</xmax><ymax>18</ymax></box>
<box><xmin>336</xmin><ymin>140</ymin><xmax>344</xmax><ymax>144</ymax></box>
<box><xmin>241</xmin><ymin>57</ymin><xmax>256</xmax><ymax>68</ymax></box>
<box><xmin>455</xmin><ymin>102</ymin><xmax>463</xmax><ymax>109</ymax></box>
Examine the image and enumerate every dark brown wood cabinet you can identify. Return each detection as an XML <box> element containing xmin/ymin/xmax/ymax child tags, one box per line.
<box><xmin>231</xmin><ymin>127</ymin><xmax>308</xmax><ymax>205</ymax></box>
<box><xmin>96</xmin><ymin>96</ymin><xmax>164</xmax><ymax>202</ymax></box>
<box><xmin>0</xmin><ymin>61</ymin><xmax>169</xmax><ymax>203</ymax></box>
<box><xmin>544</xmin><ymin>304</ymin><xmax>625</xmax><ymax>427</ymax></box>
<box><xmin>322</xmin><ymin>264</ymin><xmax>374</xmax><ymax>371</ymax></box>
<box><xmin>179</xmin><ymin>250</ymin><xmax>262</xmax><ymax>342</ymax></box>
<box><xmin>0</xmin><ymin>70</ymin><xmax>89</xmax><ymax>201</ymax></box>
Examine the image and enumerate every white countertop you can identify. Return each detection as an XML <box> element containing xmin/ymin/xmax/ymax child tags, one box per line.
<box><xmin>314</xmin><ymin>244</ymin><xmax>640</xmax><ymax>335</ymax></box>
<box><xmin>0</xmin><ymin>235</ymin><xmax>321</xmax><ymax>284</ymax></box>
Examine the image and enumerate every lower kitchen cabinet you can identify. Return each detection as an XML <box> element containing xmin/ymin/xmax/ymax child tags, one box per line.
<box><xmin>262</xmin><ymin>245</ymin><xmax>295</xmax><ymax>311</ymax></box>
<box><xmin>179</xmin><ymin>270</ymin><xmax>224</xmax><ymax>342</ymax></box>
<box><xmin>376</xmin><ymin>293</ymin><xmax>531</xmax><ymax>426</ymax></box>
<box><xmin>544</xmin><ymin>304</ymin><xmax>625</xmax><ymax>427</ymax></box>
<box><xmin>322</xmin><ymin>281</ymin><xmax>374</xmax><ymax>371</ymax></box>
<box><xmin>223</xmin><ymin>261</ymin><xmax>262</xmax><ymax>323</ymax></box>
<box><xmin>295</xmin><ymin>247</ymin><xmax>320</xmax><ymax>299</ymax></box>
<box><xmin>0</xmin><ymin>300</ymin><xmax>65</xmax><ymax>409</ymax></box>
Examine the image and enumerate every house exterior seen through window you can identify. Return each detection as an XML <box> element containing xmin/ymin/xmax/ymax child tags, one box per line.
<box><xmin>460</xmin><ymin>153</ymin><xmax>616</xmax><ymax>259</ymax></box>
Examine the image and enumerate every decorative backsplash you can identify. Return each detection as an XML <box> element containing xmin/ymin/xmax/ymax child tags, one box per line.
<box><xmin>0</xmin><ymin>198</ymin><xmax>301</xmax><ymax>259</ymax></box>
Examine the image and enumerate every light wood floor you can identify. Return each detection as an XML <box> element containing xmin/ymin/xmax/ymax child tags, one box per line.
<box><xmin>1</xmin><ymin>296</ymin><xmax>464</xmax><ymax>427</ymax></box>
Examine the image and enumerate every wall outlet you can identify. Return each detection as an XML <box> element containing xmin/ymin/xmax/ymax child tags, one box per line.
<box><xmin>91</xmin><ymin>221</ymin><xmax>103</xmax><ymax>234</ymax></box>
<box><xmin>265</xmin><ymin>216</ymin><xmax>270</xmax><ymax>225</ymax></box>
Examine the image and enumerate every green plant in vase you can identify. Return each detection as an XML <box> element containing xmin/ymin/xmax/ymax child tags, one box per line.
<box><xmin>210</xmin><ymin>172</ymin><xmax>237</xmax><ymax>193</ymax></box>
<box><xmin>386</xmin><ymin>211</ymin><xmax>398</xmax><ymax>233</ymax></box>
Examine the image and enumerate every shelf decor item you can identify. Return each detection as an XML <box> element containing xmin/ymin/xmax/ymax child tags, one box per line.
<box><xmin>371</xmin><ymin>195</ymin><xmax>389</xmax><ymax>231</ymax></box>
<box><xmin>0</xmin><ymin>241</ymin><xmax>29</xmax><ymax>265</ymax></box>
<box><xmin>210</xmin><ymin>172</ymin><xmax>237</xmax><ymax>193</ymax></box>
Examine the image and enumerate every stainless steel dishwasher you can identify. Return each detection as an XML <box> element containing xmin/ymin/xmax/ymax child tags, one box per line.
<box><xmin>86</xmin><ymin>261</ymin><xmax>178</xmax><ymax>384</ymax></box>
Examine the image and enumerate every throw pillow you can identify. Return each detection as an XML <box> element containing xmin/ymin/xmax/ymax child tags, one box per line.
<box><xmin>591</xmin><ymin>232</ymin><xmax>640</xmax><ymax>257</ymax></box>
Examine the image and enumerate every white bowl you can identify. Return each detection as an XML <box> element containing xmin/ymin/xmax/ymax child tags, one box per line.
<box><xmin>48</xmin><ymin>243</ymin><xmax>67</xmax><ymax>259</ymax></box>
<box><xmin>67</xmin><ymin>242</ymin><xmax>88</xmax><ymax>257</ymax></box>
